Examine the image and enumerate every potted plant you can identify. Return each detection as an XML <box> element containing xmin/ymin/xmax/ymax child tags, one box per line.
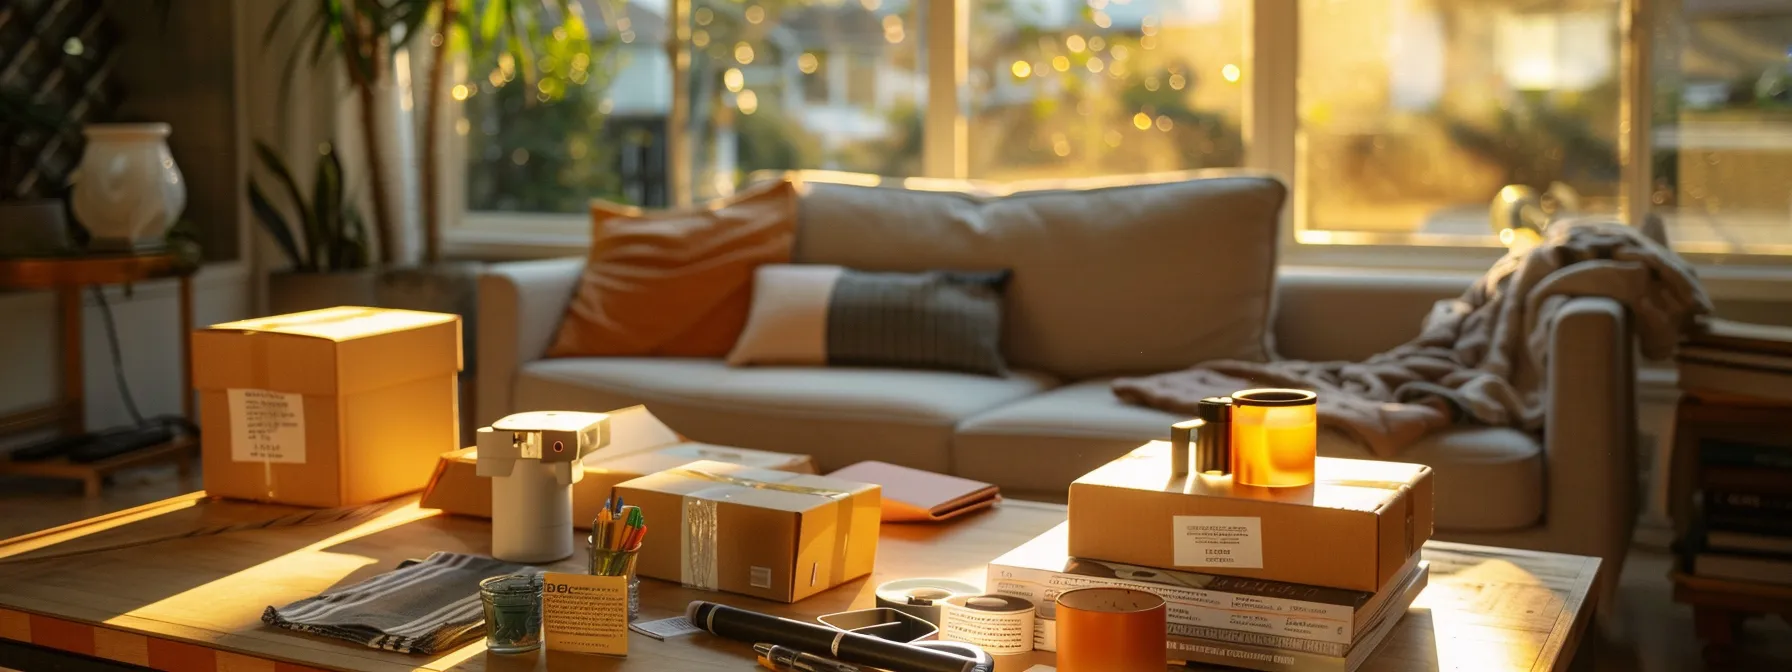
<box><xmin>249</xmin><ymin>141</ymin><xmax>377</xmax><ymax>313</ymax></box>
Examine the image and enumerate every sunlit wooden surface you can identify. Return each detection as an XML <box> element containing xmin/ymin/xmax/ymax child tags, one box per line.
<box><xmin>0</xmin><ymin>494</ymin><xmax>1597</xmax><ymax>671</ymax></box>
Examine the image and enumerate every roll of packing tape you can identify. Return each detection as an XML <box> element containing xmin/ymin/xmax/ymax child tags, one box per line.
<box><xmin>937</xmin><ymin>594</ymin><xmax>1036</xmax><ymax>655</ymax></box>
<box><xmin>1054</xmin><ymin>587</ymin><xmax>1167</xmax><ymax>672</ymax></box>
<box><xmin>874</xmin><ymin>578</ymin><xmax>983</xmax><ymax>625</ymax></box>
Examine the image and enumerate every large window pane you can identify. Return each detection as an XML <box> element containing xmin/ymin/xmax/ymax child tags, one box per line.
<box><xmin>688</xmin><ymin>0</ymin><xmax>926</xmax><ymax>199</ymax></box>
<box><xmin>1652</xmin><ymin>0</ymin><xmax>1792</xmax><ymax>255</ymax></box>
<box><xmin>1298</xmin><ymin>0</ymin><xmax>1622</xmax><ymax>243</ymax></box>
<box><xmin>968</xmin><ymin>0</ymin><xmax>1249</xmax><ymax>181</ymax></box>
<box><xmin>463</xmin><ymin>0</ymin><xmax>664</xmax><ymax>211</ymax></box>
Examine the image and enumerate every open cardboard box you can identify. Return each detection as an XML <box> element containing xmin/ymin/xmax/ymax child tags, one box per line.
<box><xmin>420</xmin><ymin>406</ymin><xmax>814</xmax><ymax>529</ymax></box>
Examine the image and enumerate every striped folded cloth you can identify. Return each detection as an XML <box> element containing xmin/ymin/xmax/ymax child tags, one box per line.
<box><xmin>262</xmin><ymin>552</ymin><xmax>537</xmax><ymax>654</ymax></box>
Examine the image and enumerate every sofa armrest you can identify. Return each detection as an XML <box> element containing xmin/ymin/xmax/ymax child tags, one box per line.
<box><xmin>476</xmin><ymin>258</ymin><xmax>585</xmax><ymax>426</ymax></box>
<box><xmin>1544</xmin><ymin>296</ymin><xmax>1636</xmax><ymax>569</ymax></box>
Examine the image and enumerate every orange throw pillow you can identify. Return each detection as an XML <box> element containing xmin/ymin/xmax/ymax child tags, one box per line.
<box><xmin>547</xmin><ymin>179</ymin><xmax>798</xmax><ymax>358</ymax></box>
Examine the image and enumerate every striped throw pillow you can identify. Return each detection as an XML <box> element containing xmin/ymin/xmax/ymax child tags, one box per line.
<box><xmin>726</xmin><ymin>264</ymin><xmax>1011</xmax><ymax>375</ymax></box>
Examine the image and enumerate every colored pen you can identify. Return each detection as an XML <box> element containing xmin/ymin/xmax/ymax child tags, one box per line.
<box><xmin>753</xmin><ymin>643</ymin><xmax>863</xmax><ymax>672</ymax></box>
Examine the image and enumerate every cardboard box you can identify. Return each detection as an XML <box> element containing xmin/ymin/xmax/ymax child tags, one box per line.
<box><xmin>192</xmin><ymin>307</ymin><xmax>462</xmax><ymax>507</ymax></box>
<box><xmin>1068</xmin><ymin>442</ymin><xmax>1432</xmax><ymax>592</ymax></box>
<box><xmin>617</xmin><ymin>460</ymin><xmax>881</xmax><ymax>603</ymax></box>
<box><xmin>419</xmin><ymin>405</ymin><xmax>815</xmax><ymax>528</ymax></box>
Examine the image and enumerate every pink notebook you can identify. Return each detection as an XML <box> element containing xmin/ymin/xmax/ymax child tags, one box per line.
<box><xmin>828</xmin><ymin>461</ymin><xmax>1001</xmax><ymax>522</ymax></box>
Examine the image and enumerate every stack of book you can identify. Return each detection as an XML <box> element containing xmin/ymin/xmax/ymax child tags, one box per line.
<box><xmin>988</xmin><ymin>523</ymin><xmax>1423</xmax><ymax>672</ymax></box>
<box><xmin>1676</xmin><ymin>318</ymin><xmax>1792</xmax><ymax>403</ymax></box>
<box><xmin>1675</xmin><ymin>317</ymin><xmax>1792</xmax><ymax>587</ymax></box>
<box><xmin>1684</xmin><ymin>438</ymin><xmax>1792</xmax><ymax>587</ymax></box>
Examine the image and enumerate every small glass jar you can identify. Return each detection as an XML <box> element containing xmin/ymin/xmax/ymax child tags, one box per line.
<box><xmin>589</xmin><ymin>534</ymin><xmax>642</xmax><ymax>621</ymax></box>
<box><xmin>1230</xmin><ymin>388</ymin><xmax>1318</xmax><ymax>487</ymax></box>
<box><xmin>479</xmin><ymin>573</ymin><xmax>543</xmax><ymax>654</ymax></box>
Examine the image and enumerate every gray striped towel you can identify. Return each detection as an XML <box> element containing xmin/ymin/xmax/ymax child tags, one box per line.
<box><xmin>262</xmin><ymin>552</ymin><xmax>538</xmax><ymax>654</ymax></box>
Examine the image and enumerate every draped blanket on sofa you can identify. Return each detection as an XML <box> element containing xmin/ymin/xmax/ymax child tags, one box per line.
<box><xmin>1112</xmin><ymin>221</ymin><xmax>1713</xmax><ymax>457</ymax></box>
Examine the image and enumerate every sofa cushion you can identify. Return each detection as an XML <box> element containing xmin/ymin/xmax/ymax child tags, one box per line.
<box><xmin>514</xmin><ymin>357</ymin><xmax>1055</xmax><ymax>474</ymax></box>
<box><xmin>953</xmin><ymin>380</ymin><xmax>1543</xmax><ymax>530</ymax></box>
<box><xmin>787</xmin><ymin>171</ymin><xmax>1286</xmax><ymax>380</ymax></box>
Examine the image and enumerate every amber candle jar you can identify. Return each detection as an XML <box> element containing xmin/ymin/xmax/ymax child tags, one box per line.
<box><xmin>1054</xmin><ymin>587</ymin><xmax>1167</xmax><ymax>672</ymax></box>
<box><xmin>1230</xmin><ymin>388</ymin><xmax>1318</xmax><ymax>487</ymax></box>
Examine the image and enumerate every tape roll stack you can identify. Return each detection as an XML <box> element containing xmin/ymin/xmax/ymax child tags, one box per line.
<box><xmin>874</xmin><ymin>578</ymin><xmax>983</xmax><ymax>625</ymax></box>
<box><xmin>937</xmin><ymin>594</ymin><xmax>1036</xmax><ymax>655</ymax></box>
<box><xmin>1054</xmin><ymin>587</ymin><xmax>1166</xmax><ymax>672</ymax></box>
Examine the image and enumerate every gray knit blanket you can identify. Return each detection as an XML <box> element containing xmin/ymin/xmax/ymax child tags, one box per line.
<box><xmin>263</xmin><ymin>552</ymin><xmax>537</xmax><ymax>655</ymax></box>
<box><xmin>1113</xmin><ymin>220</ymin><xmax>1712</xmax><ymax>456</ymax></box>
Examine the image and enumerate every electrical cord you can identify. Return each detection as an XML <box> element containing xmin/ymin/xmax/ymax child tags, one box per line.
<box><xmin>90</xmin><ymin>286</ymin><xmax>144</xmax><ymax>426</ymax></box>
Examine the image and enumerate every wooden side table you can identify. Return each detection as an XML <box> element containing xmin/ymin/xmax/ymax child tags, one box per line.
<box><xmin>0</xmin><ymin>253</ymin><xmax>197</xmax><ymax>496</ymax></box>
<box><xmin>1667</xmin><ymin>393</ymin><xmax>1792</xmax><ymax>664</ymax></box>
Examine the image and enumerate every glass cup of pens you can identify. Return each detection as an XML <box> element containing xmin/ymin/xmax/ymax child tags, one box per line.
<box><xmin>590</xmin><ymin>497</ymin><xmax>648</xmax><ymax>620</ymax></box>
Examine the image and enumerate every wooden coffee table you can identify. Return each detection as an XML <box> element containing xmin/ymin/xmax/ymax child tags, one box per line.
<box><xmin>0</xmin><ymin>493</ymin><xmax>1598</xmax><ymax>672</ymax></box>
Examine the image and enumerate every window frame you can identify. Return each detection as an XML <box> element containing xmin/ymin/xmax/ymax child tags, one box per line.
<box><xmin>443</xmin><ymin>0</ymin><xmax>1792</xmax><ymax>275</ymax></box>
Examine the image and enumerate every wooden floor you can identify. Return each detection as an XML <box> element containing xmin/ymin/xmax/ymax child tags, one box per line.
<box><xmin>2</xmin><ymin>465</ymin><xmax>1788</xmax><ymax>671</ymax></box>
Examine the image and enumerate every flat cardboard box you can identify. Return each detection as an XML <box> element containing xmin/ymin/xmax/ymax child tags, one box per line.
<box><xmin>192</xmin><ymin>307</ymin><xmax>462</xmax><ymax>507</ymax></box>
<box><xmin>617</xmin><ymin>460</ymin><xmax>880</xmax><ymax>603</ymax></box>
<box><xmin>419</xmin><ymin>406</ymin><xmax>815</xmax><ymax>528</ymax></box>
<box><xmin>1068</xmin><ymin>442</ymin><xmax>1433</xmax><ymax>592</ymax></box>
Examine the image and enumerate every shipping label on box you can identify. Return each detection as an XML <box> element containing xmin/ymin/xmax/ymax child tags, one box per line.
<box><xmin>1067</xmin><ymin>442</ymin><xmax>1433</xmax><ymax>592</ymax></box>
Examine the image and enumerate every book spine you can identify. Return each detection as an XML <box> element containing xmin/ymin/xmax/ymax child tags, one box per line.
<box><xmin>1167</xmin><ymin>621</ymin><xmax>1349</xmax><ymax>657</ymax></box>
<box><xmin>988</xmin><ymin>566</ymin><xmax>1357</xmax><ymax>645</ymax></box>
<box><xmin>1166</xmin><ymin>635</ymin><xmax>1348</xmax><ymax>672</ymax></box>
<box><xmin>1705</xmin><ymin>490</ymin><xmax>1792</xmax><ymax>513</ymax></box>
<box><xmin>1700</xmin><ymin>442</ymin><xmax>1792</xmax><ymax>470</ymax></box>
<box><xmin>1699</xmin><ymin>466</ymin><xmax>1792</xmax><ymax>498</ymax></box>
<box><xmin>1026</xmin><ymin>619</ymin><xmax>1347</xmax><ymax>672</ymax></box>
<box><xmin>1704</xmin><ymin>513</ymin><xmax>1792</xmax><ymax>536</ymax></box>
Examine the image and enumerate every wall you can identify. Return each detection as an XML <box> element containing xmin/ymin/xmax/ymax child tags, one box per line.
<box><xmin>0</xmin><ymin>1</ymin><xmax>258</xmax><ymax>447</ymax></box>
<box><xmin>0</xmin><ymin>266</ymin><xmax>253</xmax><ymax>440</ymax></box>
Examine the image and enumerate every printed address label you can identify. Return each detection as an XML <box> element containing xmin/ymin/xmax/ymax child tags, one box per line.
<box><xmin>228</xmin><ymin>388</ymin><xmax>306</xmax><ymax>464</ymax></box>
<box><xmin>1172</xmin><ymin>516</ymin><xmax>1263</xmax><ymax>568</ymax></box>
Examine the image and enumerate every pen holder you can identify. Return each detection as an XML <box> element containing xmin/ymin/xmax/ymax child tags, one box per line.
<box><xmin>588</xmin><ymin>538</ymin><xmax>641</xmax><ymax>621</ymax></box>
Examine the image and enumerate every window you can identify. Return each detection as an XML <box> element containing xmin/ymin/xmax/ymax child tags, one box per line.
<box><xmin>1297</xmin><ymin>0</ymin><xmax>1622</xmax><ymax>244</ymax></box>
<box><xmin>461</xmin><ymin>0</ymin><xmax>668</xmax><ymax>211</ymax></box>
<box><xmin>686</xmin><ymin>0</ymin><xmax>926</xmax><ymax>199</ymax></box>
<box><xmin>1651</xmin><ymin>0</ymin><xmax>1792</xmax><ymax>255</ymax></box>
<box><xmin>968</xmin><ymin>0</ymin><xmax>1248</xmax><ymax>180</ymax></box>
<box><xmin>455</xmin><ymin>0</ymin><xmax>1792</xmax><ymax>259</ymax></box>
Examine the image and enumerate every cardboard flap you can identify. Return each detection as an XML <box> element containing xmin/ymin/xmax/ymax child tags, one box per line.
<box><xmin>190</xmin><ymin>330</ymin><xmax>340</xmax><ymax>395</ymax></box>
<box><xmin>195</xmin><ymin>307</ymin><xmax>461</xmax><ymax>394</ymax></box>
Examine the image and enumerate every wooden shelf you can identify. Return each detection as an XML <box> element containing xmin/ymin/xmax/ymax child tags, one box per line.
<box><xmin>0</xmin><ymin>436</ymin><xmax>197</xmax><ymax>498</ymax></box>
<box><xmin>0</xmin><ymin>253</ymin><xmax>184</xmax><ymax>290</ymax></box>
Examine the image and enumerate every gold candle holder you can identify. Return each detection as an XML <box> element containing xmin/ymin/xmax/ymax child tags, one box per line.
<box><xmin>1230</xmin><ymin>389</ymin><xmax>1317</xmax><ymax>487</ymax></box>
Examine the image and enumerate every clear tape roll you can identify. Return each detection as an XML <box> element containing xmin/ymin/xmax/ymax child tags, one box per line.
<box><xmin>873</xmin><ymin>578</ymin><xmax>983</xmax><ymax>625</ymax></box>
<box><xmin>937</xmin><ymin>594</ymin><xmax>1036</xmax><ymax>655</ymax></box>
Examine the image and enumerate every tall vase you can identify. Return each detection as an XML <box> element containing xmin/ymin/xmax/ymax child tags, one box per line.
<box><xmin>70</xmin><ymin>123</ymin><xmax>186</xmax><ymax>253</ymax></box>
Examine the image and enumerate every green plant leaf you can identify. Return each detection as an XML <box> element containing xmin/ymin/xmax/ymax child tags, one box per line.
<box><xmin>254</xmin><ymin>140</ymin><xmax>318</xmax><ymax>268</ymax></box>
<box><xmin>248</xmin><ymin>180</ymin><xmax>309</xmax><ymax>271</ymax></box>
<box><xmin>311</xmin><ymin>143</ymin><xmax>343</xmax><ymax>270</ymax></box>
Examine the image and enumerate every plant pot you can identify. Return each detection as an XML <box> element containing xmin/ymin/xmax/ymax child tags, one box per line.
<box><xmin>268</xmin><ymin>269</ymin><xmax>380</xmax><ymax>316</ymax></box>
<box><xmin>376</xmin><ymin>261</ymin><xmax>484</xmax><ymax>444</ymax></box>
<box><xmin>70</xmin><ymin>123</ymin><xmax>186</xmax><ymax>252</ymax></box>
<box><xmin>376</xmin><ymin>261</ymin><xmax>483</xmax><ymax>372</ymax></box>
<box><xmin>0</xmin><ymin>199</ymin><xmax>75</xmax><ymax>257</ymax></box>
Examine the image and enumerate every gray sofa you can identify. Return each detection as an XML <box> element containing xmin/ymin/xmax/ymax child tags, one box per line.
<box><xmin>477</xmin><ymin>171</ymin><xmax>1636</xmax><ymax>592</ymax></box>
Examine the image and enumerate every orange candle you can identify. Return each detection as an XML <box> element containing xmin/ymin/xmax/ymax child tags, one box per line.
<box><xmin>1230</xmin><ymin>389</ymin><xmax>1317</xmax><ymax>487</ymax></box>
<box><xmin>1054</xmin><ymin>587</ymin><xmax>1167</xmax><ymax>672</ymax></box>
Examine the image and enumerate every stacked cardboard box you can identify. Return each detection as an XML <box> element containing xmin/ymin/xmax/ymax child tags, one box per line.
<box><xmin>988</xmin><ymin>441</ymin><xmax>1435</xmax><ymax>672</ymax></box>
